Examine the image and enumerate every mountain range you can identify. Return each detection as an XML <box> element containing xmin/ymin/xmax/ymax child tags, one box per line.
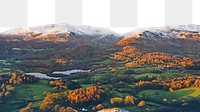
<box><xmin>1</xmin><ymin>24</ymin><xmax>200</xmax><ymax>41</ymax></box>
<box><xmin>1</xmin><ymin>24</ymin><xmax>200</xmax><ymax>55</ymax></box>
<box><xmin>0</xmin><ymin>24</ymin><xmax>122</xmax><ymax>46</ymax></box>
<box><xmin>0</xmin><ymin>24</ymin><xmax>200</xmax><ymax>72</ymax></box>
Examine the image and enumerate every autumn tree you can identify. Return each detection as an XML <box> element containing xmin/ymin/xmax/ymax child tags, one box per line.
<box><xmin>20</xmin><ymin>102</ymin><xmax>34</xmax><ymax>112</ymax></box>
<box><xmin>55</xmin><ymin>58</ymin><xmax>67</xmax><ymax>66</ymax></box>
<box><xmin>65</xmin><ymin>107</ymin><xmax>78</xmax><ymax>112</ymax></box>
<box><xmin>49</xmin><ymin>80</ymin><xmax>67</xmax><ymax>91</ymax></box>
<box><xmin>124</xmin><ymin>96</ymin><xmax>134</xmax><ymax>105</ymax></box>
<box><xmin>92</xmin><ymin>104</ymin><xmax>104</xmax><ymax>111</ymax></box>
<box><xmin>111</xmin><ymin>46</ymin><xmax>194</xmax><ymax>69</ymax></box>
<box><xmin>135</xmin><ymin>75</ymin><xmax>200</xmax><ymax>91</ymax></box>
<box><xmin>4</xmin><ymin>91</ymin><xmax>10</xmax><ymax>96</ymax></box>
<box><xmin>138</xmin><ymin>100</ymin><xmax>145</xmax><ymax>107</ymax></box>
<box><xmin>169</xmin><ymin>87</ymin><xmax>174</xmax><ymax>92</ymax></box>
<box><xmin>110</xmin><ymin>97</ymin><xmax>124</xmax><ymax>106</ymax></box>
<box><xmin>58</xmin><ymin>106</ymin><xmax>78</xmax><ymax>112</ymax></box>
<box><xmin>53</xmin><ymin>104</ymin><xmax>61</xmax><ymax>112</ymax></box>
<box><xmin>6</xmin><ymin>85</ymin><xmax>14</xmax><ymax>91</ymax></box>
<box><xmin>67</xmin><ymin>86</ymin><xmax>105</xmax><ymax>105</ymax></box>
<box><xmin>39</xmin><ymin>92</ymin><xmax>67</xmax><ymax>111</ymax></box>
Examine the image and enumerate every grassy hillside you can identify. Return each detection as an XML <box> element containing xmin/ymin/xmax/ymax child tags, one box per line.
<box><xmin>138</xmin><ymin>88</ymin><xmax>200</xmax><ymax>105</ymax></box>
<box><xmin>0</xmin><ymin>80</ymin><xmax>52</xmax><ymax>112</ymax></box>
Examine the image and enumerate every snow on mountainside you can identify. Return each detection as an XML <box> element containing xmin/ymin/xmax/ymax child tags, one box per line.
<box><xmin>124</xmin><ymin>24</ymin><xmax>200</xmax><ymax>40</ymax></box>
<box><xmin>117</xmin><ymin>25</ymin><xmax>200</xmax><ymax>57</ymax></box>
<box><xmin>126</xmin><ymin>24</ymin><xmax>200</xmax><ymax>35</ymax></box>
<box><xmin>1</xmin><ymin>24</ymin><xmax>200</xmax><ymax>43</ymax></box>
<box><xmin>1</xmin><ymin>23</ymin><xmax>121</xmax><ymax>37</ymax></box>
<box><xmin>167</xmin><ymin>24</ymin><xmax>200</xmax><ymax>32</ymax></box>
<box><xmin>0</xmin><ymin>24</ymin><xmax>122</xmax><ymax>46</ymax></box>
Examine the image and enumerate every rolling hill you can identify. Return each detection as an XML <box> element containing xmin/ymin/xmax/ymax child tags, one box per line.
<box><xmin>118</xmin><ymin>25</ymin><xmax>200</xmax><ymax>58</ymax></box>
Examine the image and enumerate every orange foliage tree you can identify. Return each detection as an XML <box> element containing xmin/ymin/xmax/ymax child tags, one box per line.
<box><xmin>135</xmin><ymin>75</ymin><xmax>200</xmax><ymax>91</ymax></box>
<box><xmin>138</xmin><ymin>100</ymin><xmax>145</xmax><ymax>107</ymax></box>
<box><xmin>39</xmin><ymin>92</ymin><xmax>67</xmax><ymax>111</ymax></box>
<box><xmin>110</xmin><ymin>95</ymin><xmax>135</xmax><ymax>106</ymax></box>
<box><xmin>67</xmin><ymin>86</ymin><xmax>105</xmax><ymax>105</ymax></box>
<box><xmin>20</xmin><ymin>102</ymin><xmax>34</xmax><ymax>112</ymax></box>
<box><xmin>111</xmin><ymin>46</ymin><xmax>194</xmax><ymax>69</ymax></box>
<box><xmin>55</xmin><ymin>58</ymin><xmax>67</xmax><ymax>66</ymax></box>
<box><xmin>49</xmin><ymin>80</ymin><xmax>67</xmax><ymax>91</ymax></box>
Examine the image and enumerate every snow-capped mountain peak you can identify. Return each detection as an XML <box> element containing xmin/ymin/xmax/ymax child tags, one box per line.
<box><xmin>124</xmin><ymin>24</ymin><xmax>200</xmax><ymax>39</ymax></box>
<box><xmin>1</xmin><ymin>23</ymin><xmax>121</xmax><ymax>37</ymax></box>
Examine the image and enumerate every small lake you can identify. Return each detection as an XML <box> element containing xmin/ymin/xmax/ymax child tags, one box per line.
<box><xmin>52</xmin><ymin>69</ymin><xmax>90</xmax><ymax>75</ymax></box>
<box><xmin>25</xmin><ymin>73</ymin><xmax>60</xmax><ymax>79</ymax></box>
<box><xmin>25</xmin><ymin>69</ymin><xmax>90</xmax><ymax>79</ymax></box>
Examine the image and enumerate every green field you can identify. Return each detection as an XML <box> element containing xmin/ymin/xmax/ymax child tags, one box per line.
<box><xmin>0</xmin><ymin>80</ymin><xmax>52</xmax><ymax>112</ymax></box>
<box><xmin>1</xmin><ymin>60</ymin><xmax>200</xmax><ymax>112</ymax></box>
<box><xmin>133</xmin><ymin>73</ymin><xmax>160</xmax><ymax>79</ymax></box>
<box><xmin>138</xmin><ymin>88</ymin><xmax>200</xmax><ymax>105</ymax></box>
